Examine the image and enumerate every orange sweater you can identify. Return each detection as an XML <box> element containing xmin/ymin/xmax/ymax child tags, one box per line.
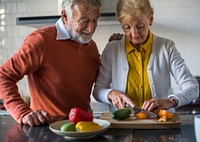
<box><xmin>0</xmin><ymin>25</ymin><xmax>100</xmax><ymax>123</ymax></box>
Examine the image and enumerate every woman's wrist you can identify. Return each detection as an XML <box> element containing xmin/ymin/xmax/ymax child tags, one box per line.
<box><xmin>169</xmin><ymin>97</ymin><xmax>178</xmax><ymax>108</ymax></box>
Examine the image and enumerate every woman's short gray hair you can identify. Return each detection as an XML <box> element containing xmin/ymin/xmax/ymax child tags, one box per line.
<box><xmin>62</xmin><ymin>0</ymin><xmax>102</xmax><ymax>18</ymax></box>
<box><xmin>116</xmin><ymin>0</ymin><xmax>154</xmax><ymax>22</ymax></box>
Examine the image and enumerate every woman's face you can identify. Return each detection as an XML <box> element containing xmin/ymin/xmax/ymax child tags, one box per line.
<box><xmin>121</xmin><ymin>15</ymin><xmax>153</xmax><ymax>48</ymax></box>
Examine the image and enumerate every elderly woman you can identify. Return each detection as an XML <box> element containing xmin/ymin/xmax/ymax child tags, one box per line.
<box><xmin>93</xmin><ymin>0</ymin><xmax>199</xmax><ymax>112</ymax></box>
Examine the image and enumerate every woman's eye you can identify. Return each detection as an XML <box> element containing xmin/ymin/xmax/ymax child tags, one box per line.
<box><xmin>123</xmin><ymin>25</ymin><xmax>131</xmax><ymax>31</ymax></box>
<box><xmin>137</xmin><ymin>23</ymin><xmax>144</xmax><ymax>29</ymax></box>
<box><xmin>125</xmin><ymin>26</ymin><xmax>131</xmax><ymax>29</ymax></box>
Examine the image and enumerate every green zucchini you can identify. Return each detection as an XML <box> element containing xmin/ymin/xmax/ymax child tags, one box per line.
<box><xmin>112</xmin><ymin>108</ymin><xmax>131</xmax><ymax>120</ymax></box>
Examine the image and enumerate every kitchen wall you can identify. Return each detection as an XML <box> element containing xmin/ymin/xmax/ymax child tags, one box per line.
<box><xmin>0</xmin><ymin>0</ymin><xmax>200</xmax><ymax>103</ymax></box>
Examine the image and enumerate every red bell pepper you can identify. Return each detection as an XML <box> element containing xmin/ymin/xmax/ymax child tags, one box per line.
<box><xmin>68</xmin><ymin>107</ymin><xmax>93</xmax><ymax>123</ymax></box>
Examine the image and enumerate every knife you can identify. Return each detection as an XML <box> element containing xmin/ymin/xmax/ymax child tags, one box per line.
<box><xmin>126</xmin><ymin>104</ymin><xmax>157</xmax><ymax>119</ymax></box>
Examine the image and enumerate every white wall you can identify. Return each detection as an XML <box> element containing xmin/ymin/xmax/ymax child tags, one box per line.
<box><xmin>0</xmin><ymin>0</ymin><xmax>200</xmax><ymax>97</ymax></box>
<box><xmin>0</xmin><ymin>0</ymin><xmax>59</xmax><ymax>96</ymax></box>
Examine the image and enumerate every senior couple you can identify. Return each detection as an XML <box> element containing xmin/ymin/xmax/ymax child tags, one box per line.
<box><xmin>0</xmin><ymin>0</ymin><xmax>198</xmax><ymax>126</ymax></box>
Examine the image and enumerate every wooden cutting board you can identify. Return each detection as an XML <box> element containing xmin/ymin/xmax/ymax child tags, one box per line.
<box><xmin>99</xmin><ymin>112</ymin><xmax>181</xmax><ymax>129</ymax></box>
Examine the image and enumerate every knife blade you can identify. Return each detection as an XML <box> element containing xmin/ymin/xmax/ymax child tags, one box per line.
<box><xmin>126</xmin><ymin>104</ymin><xmax>157</xmax><ymax>119</ymax></box>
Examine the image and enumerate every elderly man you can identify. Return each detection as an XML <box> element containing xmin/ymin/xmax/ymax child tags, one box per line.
<box><xmin>0</xmin><ymin>0</ymin><xmax>102</xmax><ymax>126</ymax></box>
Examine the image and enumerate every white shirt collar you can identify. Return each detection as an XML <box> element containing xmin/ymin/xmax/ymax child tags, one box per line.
<box><xmin>55</xmin><ymin>18</ymin><xmax>71</xmax><ymax>40</ymax></box>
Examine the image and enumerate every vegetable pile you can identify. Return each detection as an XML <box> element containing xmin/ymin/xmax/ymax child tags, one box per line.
<box><xmin>112</xmin><ymin>108</ymin><xmax>175</xmax><ymax>122</ymax></box>
<box><xmin>60</xmin><ymin>107</ymin><xmax>102</xmax><ymax>132</ymax></box>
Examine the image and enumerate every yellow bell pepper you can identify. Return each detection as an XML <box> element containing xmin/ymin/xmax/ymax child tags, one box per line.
<box><xmin>75</xmin><ymin>121</ymin><xmax>102</xmax><ymax>132</ymax></box>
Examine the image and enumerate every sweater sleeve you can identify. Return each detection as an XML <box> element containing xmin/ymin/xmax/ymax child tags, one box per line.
<box><xmin>0</xmin><ymin>32</ymin><xmax>45</xmax><ymax>123</ymax></box>
<box><xmin>93</xmin><ymin>42</ymin><xmax>114</xmax><ymax>104</ymax></box>
<box><xmin>167</xmin><ymin>40</ymin><xmax>199</xmax><ymax>107</ymax></box>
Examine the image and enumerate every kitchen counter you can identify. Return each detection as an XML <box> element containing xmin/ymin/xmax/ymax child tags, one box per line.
<box><xmin>0</xmin><ymin>115</ymin><xmax>197</xmax><ymax>142</ymax></box>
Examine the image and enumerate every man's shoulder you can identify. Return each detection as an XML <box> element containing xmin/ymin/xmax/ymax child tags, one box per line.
<box><xmin>30</xmin><ymin>25</ymin><xmax>56</xmax><ymax>36</ymax></box>
<box><xmin>38</xmin><ymin>25</ymin><xmax>56</xmax><ymax>33</ymax></box>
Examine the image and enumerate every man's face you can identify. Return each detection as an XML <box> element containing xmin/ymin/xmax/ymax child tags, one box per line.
<box><xmin>63</xmin><ymin>4</ymin><xmax>100</xmax><ymax>44</ymax></box>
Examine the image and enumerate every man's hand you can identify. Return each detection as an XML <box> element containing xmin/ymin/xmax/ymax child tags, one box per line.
<box><xmin>22</xmin><ymin>110</ymin><xmax>50</xmax><ymax>126</ymax></box>
<box><xmin>108</xmin><ymin>90</ymin><xmax>135</xmax><ymax>109</ymax></box>
<box><xmin>108</xmin><ymin>33</ymin><xmax>123</xmax><ymax>42</ymax></box>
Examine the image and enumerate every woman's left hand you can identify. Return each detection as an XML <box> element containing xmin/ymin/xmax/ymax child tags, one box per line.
<box><xmin>142</xmin><ymin>98</ymin><xmax>175</xmax><ymax>111</ymax></box>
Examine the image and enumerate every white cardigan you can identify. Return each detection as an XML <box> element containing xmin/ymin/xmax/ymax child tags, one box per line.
<box><xmin>93</xmin><ymin>35</ymin><xmax>199</xmax><ymax>111</ymax></box>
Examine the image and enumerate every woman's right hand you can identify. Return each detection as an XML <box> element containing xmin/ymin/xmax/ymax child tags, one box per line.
<box><xmin>108</xmin><ymin>90</ymin><xmax>135</xmax><ymax>109</ymax></box>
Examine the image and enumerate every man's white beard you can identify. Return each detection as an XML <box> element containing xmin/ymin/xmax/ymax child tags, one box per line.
<box><xmin>70</xmin><ymin>29</ymin><xmax>93</xmax><ymax>44</ymax></box>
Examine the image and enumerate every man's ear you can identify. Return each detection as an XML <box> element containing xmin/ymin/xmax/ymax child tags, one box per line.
<box><xmin>61</xmin><ymin>10</ymin><xmax>67</xmax><ymax>24</ymax></box>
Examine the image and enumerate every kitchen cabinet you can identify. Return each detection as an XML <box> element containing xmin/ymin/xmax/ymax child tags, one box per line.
<box><xmin>16</xmin><ymin>13</ymin><xmax>118</xmax><ymax>28</ymax></box>
<box><xmin>16</xmin><ymin>0</ymin><xmax>119</xmax><ymax>27</ymax></box>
